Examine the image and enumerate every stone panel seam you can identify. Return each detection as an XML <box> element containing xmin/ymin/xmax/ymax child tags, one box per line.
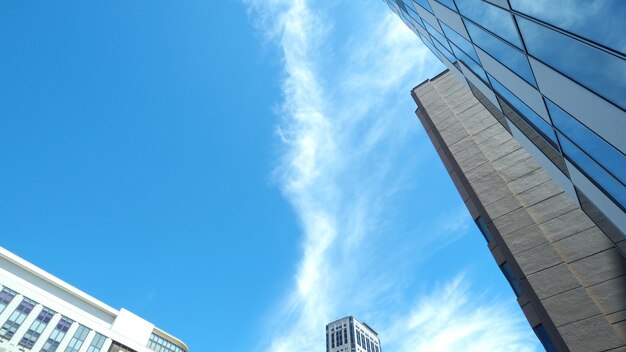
<box><xmin>580</xmin><ymin>269</ymin><xmax>626</xmax><ymax>291</ymax></box>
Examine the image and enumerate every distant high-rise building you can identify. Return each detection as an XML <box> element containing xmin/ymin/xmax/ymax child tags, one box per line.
<box><xmin>412</xmin><ymin>70</ymin><xmax>626</xmax><ymax>351</ymax></box>
<box><xmin>0</xmin><ymin>247</ymin><xmax>187</xmax><ymax>352</ymax></box>
<box><xmin>326</xmin><ymin>316</ymin><xmax>381</xmax><ymax>352</ymax></box>
<box><xmin>382</xmin><ymin>0</ymin><xmax>626</xmax><ymax>253</ymax></box>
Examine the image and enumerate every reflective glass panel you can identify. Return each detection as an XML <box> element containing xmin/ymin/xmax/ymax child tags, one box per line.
<box><xmin>489</xmin><ymin>75</ymin><xmax>557</xmax><ymax>145</ymax></box>
<box><xmin>418</xmin><ymin>32</ymin><xmax>439</xmax><ymax>58</ymax></box>
<box><xmin>454</xmin><ymin>0</ymin><xmax>522</xmax><ymax>48</ymax></box>
<box><xmin>433</xmin><ymin>38</ymin><xmax>457</xmax><ymax>63</ymax></box>
<box><xmin>517</xmin><ymin>16</ymin><xmax>626</xmax><ymax>111</ymax></box>
<box><xmin>412</xmin><ymin>0</ymin><xmax>433</xmax><ymax>13</ymax></box>
<box><xmin>440</xmin><ymin>21</ymin><xmax>479</xmax><ymax>62</ymax></box>
<box><xmin>450</xmin><ymin>42</ymin><xmax>488</xmax><ymax>81</ymax></box>
<box><xmin>465</xmin><ymin>20</ymin><xmax>537</xmax><ymax>87</ymax></box>
<box><xmin>424</xmin><ymin>22</ymin><xmax>452</xmax><ymax>52</ymax></box>
<box><xmin>435</xmin><ymin>0</ymin><xmax>457</xmax><ymax>10</ymax></box>
<box><xmin>546</xmin><ymin>99</ymin><xmax>626</xmax><ymax>185</ymax></box>
<box><xmin>510</xmin><ymin>0</ymin><xmax>626</xmax><ymax>55</ymax></box>
<box><xmin>559</xmin><ymin>133</ymin><xmax>626</xmax><ymax>209</ymax></box>
<box><xmin>401</xmin><ymin>0</ymin><xmax>417</xmax><ymax>13</ymax></box>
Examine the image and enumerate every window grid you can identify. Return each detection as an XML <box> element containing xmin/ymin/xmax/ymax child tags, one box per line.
<box><xmin>65</xmin><ymin>324</ymin><xmax>90</xmax><ymax>352</ymax></box>
<box><xmin>86</xmin><ymin>332</ymin><xmax>107</xmax><ymax>352</ymax></box>
<box><xmin>41</xmin><ymin>316</ymin><xmax>73</xmax><ymax>352</ymax></box>
<box><xmin>147</xmin><ymin>332</ymin><xmax>185</xmax><ymax>352</ymax></box>
<box><xmin>19</xmin><ymin>307</ymin><xmax>56</xmax><ymax>349</ymax></box>
<box><xmin>0</xmin><ymin>288</ymin><xmax>17</xmax><ymax>315</ymax></box>
<box><xmin>0</xmin><ymin>297</ymin><xmax>36</xmax><ymax>339</ymax></box>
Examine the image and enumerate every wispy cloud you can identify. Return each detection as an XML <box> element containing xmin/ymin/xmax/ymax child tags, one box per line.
<box><xmin>245</xmin><ymin>0</ymin><xmax>539</xmax><ymax>351</ymax></box>
<box><xmin>385</xmin><ymin>276</ymin><xmax>538</xmax><ymax>352</ymax></box>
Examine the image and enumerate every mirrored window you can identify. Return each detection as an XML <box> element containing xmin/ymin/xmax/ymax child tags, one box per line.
<box><xmin>434</xmin><ymin>0</ymin><xmax>457</xmax><ymax>11</ymax></box>
<box><xmin>433</xmin><ymin>37</ymin><xmax>457</xmax><ymax>64</ymax></box>
<box><xmin>559</xmin><ymin>133</ymin><xmax>626</xmax><ymax>210</ymax></box>
<box><xmin>418</xmin><ymin>32</ymin><xmax>439</xmax><ymax>58</ymax></box>
<box><xmin>412</xmin><ymin>0</ymin><xmax>433</xmax><ymax>13</ymax></box>
<box><xmin>454</xmin><ymin>0</ymin><xmax>522</xmax><ymax>48</ymax></box>
<box><xmin>465</xmin><ymin>20</ymin><xmax>537</xmax><ymax>87</ymax></box>
<box><xmin>510</xmin><ymin>0</ymin><xmax>626</xmax><ymax>55</ymax></box>
<box><xmin>488</xmin><ymin>75</ymin><xmax>557</xmax><ymax>145</ymax></box>
<box><xmin>424</xmin><ymin>22</ymin><xmax>452</xmax><ymax>52</ymax></box>
<box><xmin>546</xmin><ymin>100</ymin><xmax>626</xmax><ymax>186</ymax></box>
<box><xmin>450</xmin><ymin>42</ymin><xmax>488</xmax><ymax>81</ymax></box>
<box><xmin>440</xmin><ymin>21</ymin><xmax>479</xmax><ymax>62</ymax></box>
<box><xmin>517</xmin><ymin>16</ymin><xmax>626</xmax><ymax>111</ymax></box>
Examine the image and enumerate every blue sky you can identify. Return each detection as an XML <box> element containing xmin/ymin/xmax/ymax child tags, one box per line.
<box><xmin>0</xmin><ymin>1</ymin><xmax>541</xmax><ymax>351</ymax></box>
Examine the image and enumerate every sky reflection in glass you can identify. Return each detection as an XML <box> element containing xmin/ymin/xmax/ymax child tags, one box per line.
<box><xmin>510</xmin><ymin>0</ymin><xmax>626</xmax><ymax>55</ymax></box>
<box><xmin>489</xmin><ymin>75</ymin><xmax>557</xmax><ymax>145</ymax></box>
<box><xmin>440</xmin><ymin>21</ymin><xmax>480</xmax><ymax>62</ymax></box>
<box><xmin>517</xmin><ymin>16</ymin><xmax>626</xmax><ymax>111</ymax></box>
<box><xmin>546</xmin><ymin>99</ymin><xmax>626</xmax><ymax>186</ymax></box>
<box><xmin>454</xmin><ymin>0</ymin><xmax>522</xmax><ymax>48</ymax></box>
<box><xmin>465</xmin><ymin>20</ymin><xmax>537</xmax><ymax>87</ymax></box>
<box><xmin>559</xmin><ymin>134</ymin><xmax>626</xmax><ymax>210</ymax></box>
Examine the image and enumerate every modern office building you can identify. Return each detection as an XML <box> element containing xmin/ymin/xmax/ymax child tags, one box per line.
<box><xmin>326</xmin><ymin>316</ymin><xmax>381</xmax><ymax>352</ymax></box>
<box><xmin>379</xmin><ymin>1</ymin><xmax>625</xmax><ymax>350</ymax></box>
<box><xmin>382</xmin><ymin>0</ymin><xmax>626</xmax><ymax>253</ymax></box>
<box><xmin>0</xmin><ymin>246</ymin><xmax>188</xmax><ymax>352</ymax></box>
<box><xmin>413</xmin><ymin>70</ymin><xmax>626</xmax><ymax>351</ymax></box>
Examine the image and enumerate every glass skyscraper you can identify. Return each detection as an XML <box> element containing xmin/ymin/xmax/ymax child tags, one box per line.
<box><xmin>383</xmin><ymin>0</ymin><xmax>626</xmax><ymax>252</ymax></box>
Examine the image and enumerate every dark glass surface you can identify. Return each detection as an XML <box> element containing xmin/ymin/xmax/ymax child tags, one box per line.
<box><xmin>475</xmin><ymin>216</ymin><xmax>494</xmax><ymax>242</ymax></box>
<box><xmin>500</xmin><ymin>262</ymin><xmax>524</xmax><ymax>297</ymax></box>
<box><xmin>533</xmin><ymin>324</ymin><xmax>558</xmax><ymax>352</ymax></box>
<box><xmin>454</xmin><ymin>0</ymin><xmax>522</xmax><ymax>48</ymax></box>
<box><xmin>510</xmin><ymin>0</ymin><xmax>626</xmax><ymax>55</ymax></box>
<box><xmin>440</xmin><ymin>21</ymin><xmax>480</xmax><ymax>62</ymax></box>
<box><xmin>489</xmin><ymin>75</ymin><xmax>557</xmax><ymax>145</ymax></box>
<box><xmin>465</xmin><ymin>20</ymin><xmax>537</xmax><ymax>87</ymax></box>
<box><xmin>517</xmin><ymin>16</ymin><xmax>626</xmax><ymax>111</ymax></box>
<box><xmin>546</xmin><ymin>99</ymin><xmax>626</xmax><ymax>185</ymax></box>
<box><xmin>559</xmin><ymin>133</ymin><xmax>626</xmax><ymax>210</ymax></box>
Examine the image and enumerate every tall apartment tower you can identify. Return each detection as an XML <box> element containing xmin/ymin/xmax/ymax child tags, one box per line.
<box><xmin>382</xmin><ymin>0</ymin><xmax>626</xmax><ymax>251</ymax></box>
<box><xmin>326</xmin><ymin>316</ymin><xmax>381</xmax><ymax>352</ymax></box>
<box><xmin>0</xmin><ymin>247</ymin><xmax>188</xmax><ymax>352</ymax></box>
<box><xmin>413</xmin><ymin>70</ymin><xmax>626</xmax><ymax>351</ymax></box>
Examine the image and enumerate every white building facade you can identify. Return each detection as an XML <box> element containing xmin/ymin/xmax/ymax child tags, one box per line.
<box><xmin>0</xmin><ymin>247</ymin><xmax>187</xmax><ymax>352</ymax></box>
<box><xmin>326</xmin><ymin>316</ymin><xmax>381</xmax><ymax>352</ymax></box>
